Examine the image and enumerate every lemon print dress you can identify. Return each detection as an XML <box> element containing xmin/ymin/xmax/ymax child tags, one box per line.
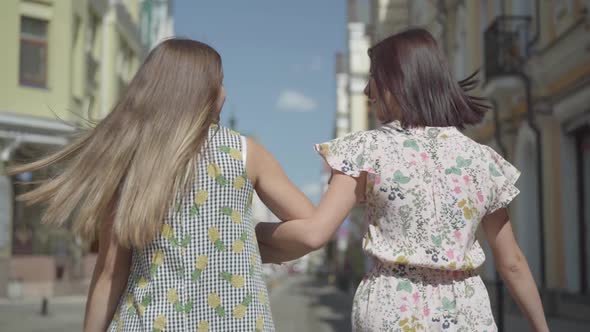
<box><xmin>109</xmin><ymin>125</ymin><xmax>273</xmax><ymax>331</ymax></box>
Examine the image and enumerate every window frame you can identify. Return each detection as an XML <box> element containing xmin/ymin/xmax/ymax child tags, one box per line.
<box><xmin>19</xmin><ymin>16</ymin><xmax>49</xmax><ymax>88</ymax></box>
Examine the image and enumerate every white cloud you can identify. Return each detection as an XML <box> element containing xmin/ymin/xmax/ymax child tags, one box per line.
<box><xmin>301</xmin><ymin>182</ymin><xmax>322</xmax><ymax>198</ymax></box>
<box><xmin>276</xmin><ymin>89</ymin><xmax>317</xmax><ymax>112</ymax></box>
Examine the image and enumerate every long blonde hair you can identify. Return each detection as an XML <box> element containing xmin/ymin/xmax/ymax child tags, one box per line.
<box><xmin>9</xmin><ymin>39</ymin><xmax>223</xmax><ymax>248</ymax></box>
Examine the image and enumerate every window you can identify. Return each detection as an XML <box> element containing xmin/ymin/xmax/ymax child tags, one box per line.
<box><xmin>576</xmin><ymin>126</ymin><xmax>590</xmax><ymax>293</ymax></box>
<box><xmin>19</xmin><ymin>17</ymin><xmax>48</xmax><ymax>87</ymax></box>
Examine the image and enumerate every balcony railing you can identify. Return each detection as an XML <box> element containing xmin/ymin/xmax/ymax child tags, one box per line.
<box><xmin>484</xmin><ymin>16</ymin><xmax>531</xmax><ymax>80</ymax></box>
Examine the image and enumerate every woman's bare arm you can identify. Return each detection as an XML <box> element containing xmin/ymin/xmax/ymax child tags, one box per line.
<box><xmin>83</xmin><ymin>211</ymin><xmax>131</xmax><ymax>332</ymax></box>
<box><xmin>482</xmin><ymin>208</ymin><xmax>549</xmax><ymax>332</ymax></box>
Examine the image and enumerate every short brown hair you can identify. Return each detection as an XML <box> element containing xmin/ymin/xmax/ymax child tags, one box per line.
<box><xmin>369</xmin><ymin>28</ymin><xmax>489</xmax><ymax>129</ymax></box>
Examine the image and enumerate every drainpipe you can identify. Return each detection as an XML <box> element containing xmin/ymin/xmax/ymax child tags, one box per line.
<box><xmin>490</xmin><ymin>99</ymin><xmax>508</xmax><ymax>156</ymax></box>
<box><xmin>490</xmin><ymin>99</ymin><xmax>505</xmax><ymax>332</ymax></box>
<box><xmin>516</xmin><ymin>71</ymin><xmax>546</xmax><ymax>288</ymax></box>
<box><xmin>520</xmin><ymin>0</ymin><xmax>546</xmax><ymax>288</ymax></box>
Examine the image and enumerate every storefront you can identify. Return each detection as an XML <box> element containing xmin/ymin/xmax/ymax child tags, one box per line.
<box><xmin>0</xmin><ymin>111</ymin><xmax>75</xmax><ymax>297</ymax></box>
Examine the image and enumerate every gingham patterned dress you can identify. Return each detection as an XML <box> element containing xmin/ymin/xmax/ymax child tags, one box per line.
<box><xmin>109</xmin><ymin>125</ymin><xmax>274</xmax><ymax>332</ymax></box>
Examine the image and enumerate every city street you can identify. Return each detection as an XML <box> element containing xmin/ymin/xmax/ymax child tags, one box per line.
<box><xmin>2</xmin><ymin>275</ymin><xmax>590</xmax><ymax>331</ymax></box>
<box><xmin>1</xmin><ymin>1</ymin><xmax>590</xmax><ymax>331</ymax></box>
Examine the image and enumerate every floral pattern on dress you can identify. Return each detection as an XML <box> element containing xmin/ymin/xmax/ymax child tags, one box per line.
<box><xmin>316</xmin><ymin>121</ymin><xmax>520</xmax><ymax>332</ymax></box>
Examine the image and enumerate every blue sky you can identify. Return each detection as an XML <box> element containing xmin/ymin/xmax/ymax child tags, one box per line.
<box><xmin>174</xmin><ymin>0</ymin><xmax>347</xmax><ymax>202</ymax></box>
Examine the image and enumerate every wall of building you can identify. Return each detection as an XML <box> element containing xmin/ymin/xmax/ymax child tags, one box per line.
<box><xmin>0</xmin><ymin>0</ymin><xmax>144</xmax><ymax>298</ymax></box>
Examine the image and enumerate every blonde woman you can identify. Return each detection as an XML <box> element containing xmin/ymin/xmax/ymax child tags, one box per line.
<box><xmin>10</xmin><ymin>39</ymin><xmax>313</xmax><ymax>332</ymax></box>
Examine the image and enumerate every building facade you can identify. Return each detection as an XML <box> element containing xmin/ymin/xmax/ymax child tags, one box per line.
<box><xmin>0</xmin><ymin>0</ymin><xmax>143</xmax><ymax>298</ymax></box>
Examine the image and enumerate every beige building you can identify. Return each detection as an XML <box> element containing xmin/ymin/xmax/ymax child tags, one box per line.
<box><xmin>0</xmin><ymin>0</ymin><xmax>143</xmax><ymax>298</ymax></box>
<box><xmin>347</xmin><ymin>0</ymin><xmax>372</xmax><ymax>134</ymax></box>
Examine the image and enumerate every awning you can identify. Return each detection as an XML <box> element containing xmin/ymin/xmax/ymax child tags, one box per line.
<box><xmin>0</xmin><ymin>112</ymin><xmax>75</xmax><ymax>136</ymax></box>
<box><xmin>0</xmin><ymin>112</ymin><xmax>77</xmax><ymax>161</ymax></box>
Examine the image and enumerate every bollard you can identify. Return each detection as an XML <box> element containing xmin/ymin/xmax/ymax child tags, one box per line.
<box><xmin>41</xmin><ymin>297</ymin><xmax>48</xmax><ymax>316</ymax></box>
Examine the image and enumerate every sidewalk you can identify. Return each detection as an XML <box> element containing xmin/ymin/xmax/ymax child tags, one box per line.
<box><xmin>0</xmin><ymin>296</ymin><xmax>86</xmax><ymax>332</ymax></box>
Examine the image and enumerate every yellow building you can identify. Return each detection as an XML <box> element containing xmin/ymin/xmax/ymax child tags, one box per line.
<box><xmin>0</xmin><ymin>0</ymin><xmax>143</xmax><ymax>298</ymax></box>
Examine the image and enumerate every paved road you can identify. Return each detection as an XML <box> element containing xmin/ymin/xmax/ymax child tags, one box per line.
<box><xmin>269</xmin><ymin>274</ymin><xmax>353</xmax><ymax>332</ymax></box>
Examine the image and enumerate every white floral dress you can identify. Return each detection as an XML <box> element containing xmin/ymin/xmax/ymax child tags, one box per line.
<box><xmin>316</xmin><ymin>121</ymin><xmax>520</xmax><ymax>332</ymax></box>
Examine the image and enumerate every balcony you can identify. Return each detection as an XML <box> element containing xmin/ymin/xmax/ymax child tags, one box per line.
<box><xmin>484</xmin><ymin>16</ymin><xmax>531</xmax><ymax>81</ymax></box>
